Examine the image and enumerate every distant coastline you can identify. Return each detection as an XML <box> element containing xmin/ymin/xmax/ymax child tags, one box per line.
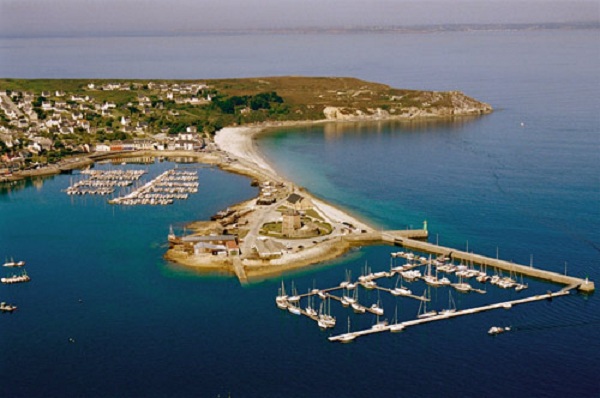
<box><xmin>2</xmin><ymin>22</ymin><xmax>597</xmax><ymax>39</ymax></box>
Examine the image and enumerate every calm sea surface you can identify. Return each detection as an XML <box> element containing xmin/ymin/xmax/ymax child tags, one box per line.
<box><xmin>1</xmin><ymin>30</ymin><xmax>599</xmax><ymax>397</ymax></box>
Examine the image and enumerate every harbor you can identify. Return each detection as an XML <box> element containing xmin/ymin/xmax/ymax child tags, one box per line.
<box><xmin>65</xmin><ymin>169</ymin><xmax>146</xmax><ymax>196</ymax></box>
<box><xmin>385</xmin><ymin>233</ymin><xmax>595</xmax><ymax>293</ymax></box>
<box><xmin>327</xmin><ymin>288</ymin><xmax>572</xmax><ymax>343</ymax></box>
<box><xmin>275</xmin><ymin>247</ymin><xmax>590</xmax><ymax>343</ymax></box>
<box><xmin>108</xmin><ymin>168</ymin><xmax>199</xmax><ymax>205</ymax></box>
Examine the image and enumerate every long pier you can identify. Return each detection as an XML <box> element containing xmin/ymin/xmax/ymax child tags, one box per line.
<box><xmin>328</xmin><ymin>288</ymin><xmax>572</xmax><ymax>342</ymax></box>
<box><xmin>381</xmin><ymin>232</ymin><xmax>594</xmax><ymax>293</ymax></box>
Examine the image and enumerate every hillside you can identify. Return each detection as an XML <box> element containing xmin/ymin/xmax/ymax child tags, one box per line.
<box><xmin>0</xmin><ymin>76</ymin><xmax>492</xmax><ymax>173</ymax></box>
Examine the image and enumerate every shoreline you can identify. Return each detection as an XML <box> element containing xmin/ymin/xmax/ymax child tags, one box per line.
<box><xmin>165</xmin><ymin>120</ymin><xmax>383</xmax><ymax>280</ymax></box>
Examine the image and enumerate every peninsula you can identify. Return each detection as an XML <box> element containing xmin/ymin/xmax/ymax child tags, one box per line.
<box><xmin>0</xmin><ymin>76</ymin><xmax>593</xmax><ymax>292</ymax></box>
<box><xmin>1</xmin><ymin>76</ymin><xmax>491</xmax><ymax>180</ymax></box>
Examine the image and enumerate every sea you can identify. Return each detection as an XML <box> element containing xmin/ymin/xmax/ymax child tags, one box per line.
<box><xmin>0</xmin><ymin>30</ymin><xmax>599</xmax><ymax>397</ymax></box>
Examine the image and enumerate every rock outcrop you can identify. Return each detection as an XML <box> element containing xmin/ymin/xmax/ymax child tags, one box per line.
<box><xmin>323</xmin><ymin>90</ymin><xmax>492</xmax><ymax>121</ymax></box>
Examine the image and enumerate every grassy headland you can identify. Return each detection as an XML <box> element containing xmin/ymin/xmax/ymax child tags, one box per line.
<box><xmin>0</xmin><ymin>76</ymin><xmax>492</xmax><ymax>175</ymax></box>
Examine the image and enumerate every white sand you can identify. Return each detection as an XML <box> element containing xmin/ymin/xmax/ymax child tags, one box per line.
<box><xmin>214</xmin><ymin>125</ymin><xmax>374</xmax><ymax>233</ymax></box>
<box><xmin>215</xmin><ymin>127</ymin><xmax>277</xmax><ymax>177</ymax></box>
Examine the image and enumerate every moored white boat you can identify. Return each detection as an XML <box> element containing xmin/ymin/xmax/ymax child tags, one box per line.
<box><xmin>3</xmin><ymin>257</ymin><xmax>25</xmax><ymax>267</ymax></box>
<box><xmin>287</xmin><ymin>304</ymin><xmax>301</xmax><ymax>315</ymax></box>
<box><xmin>370</xmin><ymin>302</ymin><xmax>384</xmax><ymax>316</ymax></box>
<box><xmin>488</xmin><ymin>326</ymin><xmax>511</xmax><ymax>335</ymax></box>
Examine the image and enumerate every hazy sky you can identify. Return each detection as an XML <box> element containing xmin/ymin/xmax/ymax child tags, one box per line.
<box><xmin>1</xmin><ymin>0</ymin><xmax>598</xmax><ymax>36</ymax></box>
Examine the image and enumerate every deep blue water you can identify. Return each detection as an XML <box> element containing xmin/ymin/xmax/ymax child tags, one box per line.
<box><xmin>1</xmin><ymin>30</ymin><xmax>599</xmax><ymax>397</ymax></box>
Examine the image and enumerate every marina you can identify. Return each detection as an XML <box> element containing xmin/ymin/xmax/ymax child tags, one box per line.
<box><xmin>108</xmin><ymin>168</ymin><xmax>199</xmax><ymax>206</ymax></box>
<box><xmin>328</xmin><ymin>288</ymin><xmax>571</xmax><ymax>343</ymax></box>
<box><xmin>276</xmin><ymin>247</ymin><xmax>589</xmax><ymax>343</ymax></box>
<box><xmin>65</xmin><ymin>169</ymin><xmax>146</xmax><ymax>196</ymax></box>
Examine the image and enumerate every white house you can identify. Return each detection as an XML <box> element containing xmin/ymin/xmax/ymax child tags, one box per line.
<box><xmin>95</xmin><ymin>143</ymin><xmax>111</xmax><ymax>152</ymax></box>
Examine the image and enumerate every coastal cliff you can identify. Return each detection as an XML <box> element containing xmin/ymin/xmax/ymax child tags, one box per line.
<box><xmin>323</xmin><ymin>90</ymin><xmax>492</xmax><ymax>121</ymax></box>
<box><xmin>210</xmin><ymin>76</ymin><xmax>492</xmax><ymax>122</ymax></box>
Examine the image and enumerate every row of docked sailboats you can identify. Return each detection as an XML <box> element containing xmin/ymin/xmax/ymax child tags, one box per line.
<box><xmin>276</xmin><ymin>281</ymin><xmax>338</xmax><ymax>329</ymax></box>
<box><xmin>277</xmin><ymin>250</ymin><xmax>535</xmax><ymax>341</ymax></box>
<box><xmin>317</xmin><ymin>298</ymin><xmax>336</xmax><ymax>329</ymax></box>
<box><xmin>2</xmin><ymin>256</ymin><xmax>30</xmax><ymax>285</ymax></box>
<box><xmin>1</xmin><ymin>269</ymin><xmax>30</xmax><ymax>284</ymax></box>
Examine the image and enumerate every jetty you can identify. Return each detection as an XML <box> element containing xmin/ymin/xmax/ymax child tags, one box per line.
<box><xmin>109</xmin><ymin>168</ymin><xmax>198</xmax><ymax>206</ymax></box>
<box><xmin>384</xmin><ymin>235</ymin><xmax>594</xmax><ymax>293</ymax></box>
<box><xmin>328</xmin><ymin>287</ymin><xmax>572</xmax><ymax>342</ymax></box>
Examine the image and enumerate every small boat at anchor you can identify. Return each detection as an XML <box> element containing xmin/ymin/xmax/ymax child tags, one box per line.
<box><xmin>3</xmin><ymin>257</ymin><xmax>25</xmax><ymax>267</ymax></box>
<box><xmin>0</xmin><ymin>302</ymin><xmax>18</xmax><ymax>313</ymax></box>
<box><xmin>488</xmin><ymin>326</ymin><xmax>511</xmax><ymax>335</ymax></box>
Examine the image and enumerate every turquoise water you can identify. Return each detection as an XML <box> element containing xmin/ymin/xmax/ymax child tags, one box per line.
<box><xmin>1</xmin><ymin>29</ymin><xmax>599</xmax><ymax>397</ymax></box>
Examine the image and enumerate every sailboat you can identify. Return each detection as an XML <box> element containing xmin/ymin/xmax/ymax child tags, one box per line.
<box><xmin>351</xmin><ymin>288</ymin><xmax>365</xmax><ymax>314</ymax></box>
<box><xmin>305</xmin><ymin>290</ymin><xmax>318</xmax><ymax>318</ymax></box>
<box><xmin>371</xmin><ymin>313</ymin><xmax>389</xmax><ymax>331</ymax></box>
<box><xmin>337</xmin><ymin>317</ymin><xmax>356</xmax><ymax>343</ymax></box>
<box><xmin>342</xmin><ymin>287</ymin><xmax>356</xmax><ymax>305</ymax></box>
<box><xmin>317</xmin><ymin>297</ymin><xmax>336</xmax><ymax>329</ymax></box>
<box><xmin>287</xmin><ymin>281</ymin><xmax>300</xmax><ymax>303</ymax></box>
<box><xmin>3</xmin><ymin>257</ymin><xmax>24</xmax><ymax>267</ymax></box>
<box><xmin>389</xmin><ymin>305</ymin><xmax>405</xmax><ymax>332</ymax></box>
<box><xmin>439</xmin><ymin>291</ymin><xmax>457</xmax><ymax>316</ymax></box>
<box><xmin>286</xmin><ymin>282</ymin><xmax>301</xmax><ymax>315</ymax></box>
<box><xmin>515</xmin><ymin>274</ymin><xmax>528</xmax><ymax>291</ymax></box>
<box><xmin>452</xmin><ymin>273</ymin><xmax>472</xmax><ymax>293</ymax></box>
<box><xmin>370</xmin><ymin>299</ymin><xmax>384</xmax><ymax>316</ymax></box>
<box><xmin>391</xmin><ymin>275</ymin><xmax>412</xmax><ymax>296</ymax></box>
<box><xmin>275</xmin><ymin>280</ymin><xmax>288</xmax><ymax>309</ymax></box>
<box><xmin>417</xmin><ymin>289</ymin><xmax>438</xmax><ymax>319</ymax></box>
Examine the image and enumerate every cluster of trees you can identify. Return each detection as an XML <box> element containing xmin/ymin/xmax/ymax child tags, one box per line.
<box><xmin>213</xmin><ymin>91</ymin><xmax>284</xmax><ymax>114</ymax></box>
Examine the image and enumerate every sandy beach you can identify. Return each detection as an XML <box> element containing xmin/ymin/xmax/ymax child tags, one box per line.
<box><xmin>214</xmin><ymin>124</ymin><xmax>374</xmax><ymax>232</ymax></box>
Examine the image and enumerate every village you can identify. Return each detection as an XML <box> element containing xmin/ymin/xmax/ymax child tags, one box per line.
<box><xmin>0</xmin><ymin>81</ymin><xmax>213</xmax><ymax>178</ymax></box>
